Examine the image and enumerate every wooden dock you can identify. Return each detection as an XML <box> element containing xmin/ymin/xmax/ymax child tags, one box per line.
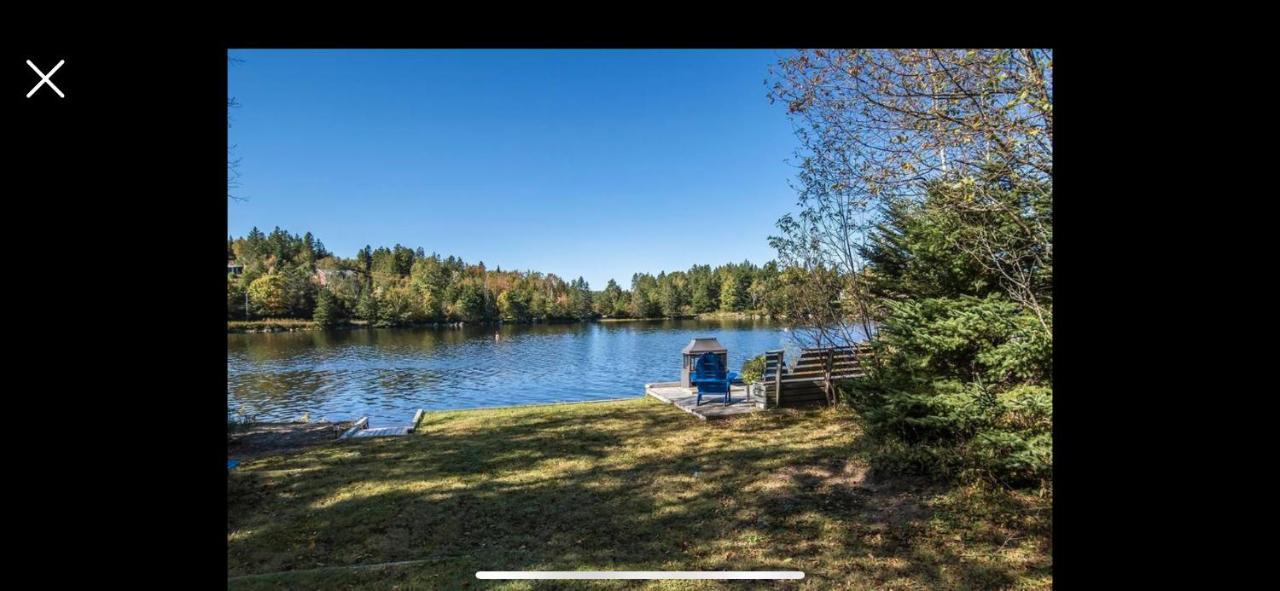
<box><xmin>340</xmin><ymin>410</ymin><xmax>426</xmax><ymax>439</ymax></box>
<box><xmin>644</xmin><ymin>381</ymin><xmax>764</xmax><ymax>420</ymax></box>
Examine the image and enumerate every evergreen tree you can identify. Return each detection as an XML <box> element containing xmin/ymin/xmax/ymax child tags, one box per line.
<box><xmin>302</xmin><ymin>232</ymin><xmax>317</xmax><ymax>269</ymax></box>
<box><xmin>282</xmin><ymin>265</ymin><xmax>318</xmax><ymax>318</ymax></box>
<box><xmin>452</xmin><ymin>283</ymin><xmax>485</xmax><ymax>322</ymax></box>
<box><xmin>358</xmin><ymin>245</ymin><xmax>374</xmax><ymax>290</ymax></box>
<box><xmin>392</xmin><ymin>245</ymin><xmax>416</xmax><ymax>276</ymax></box>
<box><xmin>851</xmin><ymin>178</ymin><xmax>1052</xmax><ymax>485</ymax></box>
<box><xmin>658</xmin><ymin>274</ymin><xmax>686</xmax><ymax>317</ymax></box>
<box><xmin>629</xmin><ymin>274</ymin><xmax>661</xmax><ymax>318</ymax></box>
<box><xmin>720</xmin><ymin>272</ymin><xmax>746</xmax><ymax>312</ymax></box>
<box><xmin>569</xmin><ymin>277</ymin><xmax>594</xmax><ymax>320</ymax></box>
<box><xmin>690</xmin><ymin>265</ymin><xmax>718</xmax><ymax>313</ymax></box>
<box><xmin>355</xmin><ymin>290</ymin><xmax>380</xmax><ymax>322</ymax></box>
<box><xmin>598</xmin><ymin>279</ymin><xmax>624</xmax><ymax>317</ymax></box>
<box><xmin>312</xmin><ymin>289</ymin><xmax>344</xmax><ymax>327</ymax></box>
<box><xmin>228</xmin><ymin>275</ymin><xmax>247</xmax><ymax>319</ymax></box>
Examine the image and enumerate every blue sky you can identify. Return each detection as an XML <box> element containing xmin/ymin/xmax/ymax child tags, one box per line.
<box><xmin>227</xmin><ymin>49</ymin><xmax>800</xmax><ymax>289</ymax></box>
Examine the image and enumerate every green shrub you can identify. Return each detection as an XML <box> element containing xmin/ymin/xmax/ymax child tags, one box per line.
<box><xmin>377</xmin><ymin>285</ymin><xmax>427</xmax><ymax>327</ymax></box>
<box><xmin>854</xmin><ymin>295</ymin><xmax>1051</xmax><ymax>486</ymax></box>
<box><xmin>740</xmin><ymin>354</ymin><xmax>766</xmax><ymax>383</ymax></box>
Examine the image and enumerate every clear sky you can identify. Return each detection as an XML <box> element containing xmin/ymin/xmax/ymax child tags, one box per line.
<box><xmin>227</xmin><ymin>49</ymin><xmax>799</xmax><ymax>290</ymax></box>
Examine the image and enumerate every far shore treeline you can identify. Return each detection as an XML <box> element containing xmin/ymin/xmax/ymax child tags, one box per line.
<box><xmin>228</xmin><ymin>228</ymin><xmax>783</xmax><ymax>327</ymax></box>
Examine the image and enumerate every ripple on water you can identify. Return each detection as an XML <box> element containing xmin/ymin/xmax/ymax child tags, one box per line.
<box><xmin>228</xmin><ymin>320</ymin><xmax>865</xmax><ymax>425</ymax></box>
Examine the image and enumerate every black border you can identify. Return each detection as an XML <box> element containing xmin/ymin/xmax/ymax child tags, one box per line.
<box><xmin>13</xmin><ymin>34</ymin><xmax>1103</xmax><ymax>587</ymax></box>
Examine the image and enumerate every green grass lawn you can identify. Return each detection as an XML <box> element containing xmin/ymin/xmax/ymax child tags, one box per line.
<box><xmin>228</xmin><ymin>398</ymin><xmax>1051</xmax><ymax>589</ymax></box>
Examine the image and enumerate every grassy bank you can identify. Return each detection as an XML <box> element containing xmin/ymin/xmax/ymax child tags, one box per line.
<box><xmin>228</xmin><ymin>319</ymin><xmax>370</xmax><ymax>333</ymax></box>
<box><xmin>229</xmin><ymin>318</ymin><xmax>318</xmax><ymax>333</ymax></box>
<box><xmin>228</xmin><ymin>398</ymin><xmax>1050</xmax><ymax>589</ymax></box>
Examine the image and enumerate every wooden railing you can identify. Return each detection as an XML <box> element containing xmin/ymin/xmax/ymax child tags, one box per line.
<box><xmin>757</xmin><ymin>344</ymin><xmax>871</xmax><ymax>407</ymax></box>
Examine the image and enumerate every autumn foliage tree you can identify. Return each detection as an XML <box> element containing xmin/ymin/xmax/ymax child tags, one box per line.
<box><xmin>246</xmin><ymin>274</ymin><xmax>289</xmax><ymax>318</ymax></box>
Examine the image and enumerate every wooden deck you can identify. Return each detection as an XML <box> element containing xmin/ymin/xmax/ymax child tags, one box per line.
<box><xmin>340</xmin><ymin>410</ymin><xmax>425</xmax><ymax>439</ymax></box>
<box><xmin>347</xmin><ymin>426</ymin><xmax>414</xmax><ymax>438</ymax></box>
<box><xmin>644</xmin><ymin>381</ymin><xmax>764</xmax><ymax>420</ymax></box>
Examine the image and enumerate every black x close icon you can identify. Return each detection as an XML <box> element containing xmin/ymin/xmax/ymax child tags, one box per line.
<box><xmin>26</xmin><ymin>59</ymin><xmax>66</xmax><ymax>98</ymax></box>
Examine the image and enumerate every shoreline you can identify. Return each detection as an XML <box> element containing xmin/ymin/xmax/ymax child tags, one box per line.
<box><xmin>228</xmin><ymin>419</ymin><xmax>355</xmax><ymax>459</ymax></box>
<box><xmin>229</xmin><ymin>396</ymin><xmax>649</xmax><ymax>432</ymax></box>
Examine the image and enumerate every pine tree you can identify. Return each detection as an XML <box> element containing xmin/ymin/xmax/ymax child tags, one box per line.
<box><xmin>355</xmin><ymin>290</ymin><xmax>379</xmax><ymax>322</ymax></box>
<box><xmin>720</xmin><ymin>272</ymin><xmax>746</xmax><ymax>312</ymax></box>
<box><xmin>852</xmin><ymin>177</ymin><xmax>1052</xmax><ymax>485</ymax></box>
<box><xmin>313</xmin><ymin>289</ymin><xmax>343</xmax><ymax>327</ymax></box>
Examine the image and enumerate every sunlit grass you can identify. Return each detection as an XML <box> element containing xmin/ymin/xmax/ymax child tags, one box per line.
<box><xmin>228</xmin><ymin>398</ymin><xmax>1050</xmax><ymax>589</ymax></box>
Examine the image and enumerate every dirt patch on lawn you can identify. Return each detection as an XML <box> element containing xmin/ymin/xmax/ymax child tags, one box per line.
<box><xmin>759</xmin><ymin>460</ymin><xmax>873</xmax><ymax>495</ymax></box>
<box><xmin>753</xmin><ymin>460</ymin><xmax>936</xmax><ymax>528</ymax></box>
<box><xmin>228</xmin><ymin>421</ymin><xmax>353</xmax><ymax>459</ymax></box>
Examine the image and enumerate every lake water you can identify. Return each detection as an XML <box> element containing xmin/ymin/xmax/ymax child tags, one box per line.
<box><xmin>228</xmin><ymin>319</ymin><xmax>819</xmax><ymax>426</ymax></box>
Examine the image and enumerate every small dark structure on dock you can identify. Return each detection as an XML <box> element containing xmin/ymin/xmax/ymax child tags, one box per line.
<box><xmin>680</xmin><ymin>337</ymin><xmax>727</xmax><ymax>387</ymax></box>
<box><xmin>760</xmin><ymin>345</ymin><xmax>871</xmax><ymax>407</ymax></box>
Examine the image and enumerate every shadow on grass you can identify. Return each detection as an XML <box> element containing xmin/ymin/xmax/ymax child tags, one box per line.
<box><xmin>229</xmin><ymin>400</ymin><xmax>1050</xmax><ymax>590</ymax></box>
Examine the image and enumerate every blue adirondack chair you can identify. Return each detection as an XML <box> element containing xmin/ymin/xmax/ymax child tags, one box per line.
<box><xmin>691</xmin><ymin>352</ymin><xmax>737</xmax><ymax>406</ymax></box>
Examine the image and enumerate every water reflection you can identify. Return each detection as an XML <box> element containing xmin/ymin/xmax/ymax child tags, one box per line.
<box><xmin>228</xmin><ymin>319</ymin><xmax>867</xmax><ymax>425</ymax></box>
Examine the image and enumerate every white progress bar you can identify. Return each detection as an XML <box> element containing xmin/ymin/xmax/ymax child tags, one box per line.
<box><xmin>477</xmin><ymin>571</ymin><xmax>804</xmax><ymax>580</ymax></box>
